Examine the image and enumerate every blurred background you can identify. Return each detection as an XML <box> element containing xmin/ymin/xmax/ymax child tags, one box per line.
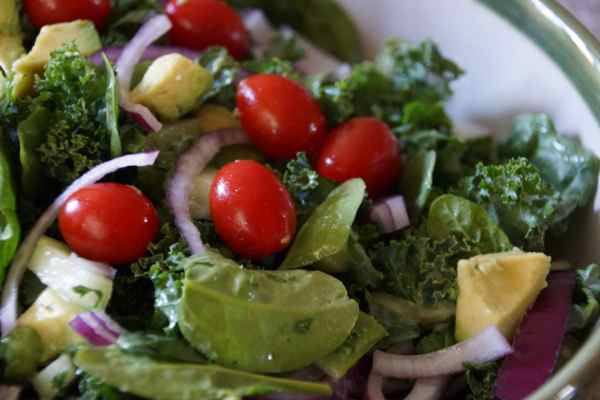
<box><xmin>559</xmin><ymin>0</ymin><xmax>600</xmax><ymax>38</ymax></box>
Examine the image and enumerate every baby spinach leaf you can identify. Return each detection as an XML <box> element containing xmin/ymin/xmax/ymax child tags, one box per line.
<box><xmin>455</xmin><ymin>158</ymin><xmax>558</xmax><ymax>250</ymax></box>
<box><xmin>116</xmin><ymin>332</ymin><xmax>206</xmax><ymax>364</ymax></box>
<box><xmin>316</xmin><ymin>312</ymin><xmax>386</xmax><ymax>379</ymax></box>
<box><xmin>399</xmin><ymin>150</ymin><xmax>436</xmax><ymax>219</ymax></box>
<box><xmin>102</xmin><ymin>54</ymin><xmax>121</xmax><ymax>158</ymax></box>
<box><xmin>500</xmin><ymin>114</ymin><xmax>600</xmax><ymax>230</ymax></box>
<box><xmin>427</xmin><ymin>194</ymin><xmax>512</xmax><ymax>254</ymax></box>
<box><xmin>74</xmin><ymin>347</ymin><xmax>332</xmax><ymax>400</ymax></box>
<box><xmin>0</xmin><ymin>128</ymin><xmax>19</xmax><ymax>282</ymax></box>
<box><xmin>17</xmin><ymin>105</ymin><xmax>49</xmax><ymax>198</ymax></box>
<box><xmin>281</xmin><ymin>179</ymin><xmax>365</xmax><ymax>270</ymax></box>
<box><xmin>178</xmin><ymin>251</ymin><xmax>359</xmax><ymax>373</ymax></box>
<box><xmin>228</xmin><ymin>0</ymin><xmax>363</xmax><ymax>63</ymax></box>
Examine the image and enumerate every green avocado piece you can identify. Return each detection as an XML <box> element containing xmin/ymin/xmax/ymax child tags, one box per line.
<box><xmin>13</xmin><ymin>20</ymin><xmax>101</xmax><ymax>74</ymax></box>
<box><xmin>316</xmin><ymin>312</ymin><xmax>387</xmax><ymax>379</ymax></box>
<box><xmin>74</xmin><ymin>347</ymin><xmax>332</xmax><ymax>400</ymax></box>
<box><xmin>0</xmin><ymin>0</ymin><xmax>24</xmax><ymax>74</ymax></box>
<box><xmin>131</xmin><ymin>54</ymin><xmax>213</xmax><ymax>121</ymax></box>
<box><xmin>178</xmin><ymin>251</ymin><xmax>359</xmax><ymax>373</ymax></box>
<box><xmin>0</xmin><ymin>326</ymin><xmax>43</xmax><ymax>383</ymax></box>
<box><xmin>280</xmin><ymin>178</ymin><xmax>366</xmax><ymax>270</ymax></box>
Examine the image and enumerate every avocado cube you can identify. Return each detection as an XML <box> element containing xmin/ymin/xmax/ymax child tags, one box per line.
<box><xmin>131</xmin><ymin>54</ymin><xmax>213</xmax><ymax>122</ymax></box>
<box><xmin>13</xmin><ymin>20</ymin><xmax>101</xmax><ymax>74</ymax></box>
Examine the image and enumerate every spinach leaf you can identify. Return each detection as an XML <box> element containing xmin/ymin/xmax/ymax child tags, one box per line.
<box><xmin>281</xmin><ymin>179</ymin><xmax>365</xmax><ymax>270</ymax></box>
<box><xmin>75</xmin><ymin>347</ymin><xmax>332</xmax><ymax>400</ymax></box>
<box><xmin>399</xmin><ymin>150</ymin><xmax>436</xmax><ymax>219</ymax></box>
<box><xmin>228</xmin><ymin>0</ymin><xmax>363</xmax><ymax>63</ymax></box>
<box><xmin>427</xmin><ymin>194</ymin><xmax>512</xmax><ymax>254</ymax></box>
<box><xmin>455</xmin><ymin>158</ymin><xmax>558</xmax><ymax>250</ymax></box>
<box><xmin>0</xmin><ymin>128</ymin><xmax>19</xmax><ymax>282</ymax></box>
<box><xmin>102</xmin><ymin>54</ymin><xmax>121</xmax><ymax>157</ymax></box>
<box><xmin>179</xmin><ymin>251</ymin><xmax>359</xmax><ymax>373</ymax></box>
<box><xmin>17</xmin><ymin>105</ymin><xmax>49</xmax><ymax>198</ymax></box>
<box><xmin>500</xmin><ymin>114</ymin><xmax>600</xmax><ymax>230</ymax></box>
<box><xmin>116</xmin><ymin>332</ymin><xmax>206</xmax><ymax>364</ymax></box>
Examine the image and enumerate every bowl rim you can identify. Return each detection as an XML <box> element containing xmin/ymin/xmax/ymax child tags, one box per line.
<box><xmin>477</xmin><ymin>0</ymin><xmax>600</xmax><ymax>398</ymax></box>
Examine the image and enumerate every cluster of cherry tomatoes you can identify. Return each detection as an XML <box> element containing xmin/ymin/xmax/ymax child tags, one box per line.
<box><xmin>39</xmin><ymin>0</ymin><xmax>402</xmax><ymax>262</ymax></box>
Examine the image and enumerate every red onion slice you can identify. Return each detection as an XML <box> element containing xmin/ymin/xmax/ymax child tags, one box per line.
<box><xmin>369</xmin><ymin>195</ymin><xmax>410</xmax><ymax>234</ymax></box>
<box><xmin>91</xmin><ymin>45</ymin><xmax>200</xmax><ymax>65</ymax></box>
<box><xmin>167</xmin><ymin>129</ymin><xmax>250</xmax><ymax>254</ymax></box>
<box><xmin>70</xmin><ymin>311</ymin><xmax>123</xmax><ymax>347</ymax></box>
<box><xmin>115</xmin><ymin>15</ymin><xmax>172</xmax><ymax>133</ymax></box>
<box><xmin>0</xmin><ymin>151</ymin><xmax>159</xmax><ymax>336</ymax></box>
<box><xmin>404</xmin><ymin>376</ymin><xmax>449</xmax><ymax>400</ymax></box>
<box><xmin>372</xmin><ymin>326</ymin><xmax>512</xmax><ymax>379</ymax></box>
<box><xmin>366</xmin><ymin>373</ymin><xmax>385</xmax><ymax>400</ymax></box>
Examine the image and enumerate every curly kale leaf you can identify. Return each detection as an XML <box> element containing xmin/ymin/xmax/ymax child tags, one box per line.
<box><xmin>19</xmin><ymin>44</ymin><xmax>116</xmax><ymax>187</ymax></box>
<box><xmin>282</xmin><ymin>152</ymin><xmax>319</xmax><ymax>206</ymax></box>
<box><xmin>455</xmin><ymin>158</ymin><xmax>558</xmax><ymax>250</ymax></box>
<box><xmin>371</xmin><ymin>195</ymin><xmax>511</xmax><ymax>305</ymax></box>
<box><xmin>465</xmin><ymin>362</ymin><xmax>499</xmax><ymax>400</ymax></box>
<box><xmin>500</xmin><ymin>114</ymin><xmax>600</xmax><ymax>232</ymax></box>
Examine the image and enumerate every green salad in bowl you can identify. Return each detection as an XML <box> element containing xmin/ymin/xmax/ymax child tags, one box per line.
<box><xmin>0</xmin><ymin>0</ymin><xmax>598</xmax><ymax>399</ymax></box>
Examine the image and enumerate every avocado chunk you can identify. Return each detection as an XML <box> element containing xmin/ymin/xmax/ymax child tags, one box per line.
<box><xmin>13</xmin><ymin>20</ymin><xmax>101</xmax><ymax>74</ymax></box>
<box><xmin>0</xmin><ymin>326</ymin><xmax>43</xmax><ymax>383</ymax></box>
<box><xmin>455</xmin><ymin>250</ymin><xmax>551</xmax><ymax>341</ymax></box>
<box><xmin>131</xmin><ymin>54</ymin><xmax>213</xmax><ymax>121</ymax></box>
<box><xmin>0</xmin><ymin>0</ymin><xmax>24</xmax><ymax>74</ymax></box>
<box><xmin>18</xmin><ymin>288</ymin><xmax>85</xmax><ymax>362</ymax></box>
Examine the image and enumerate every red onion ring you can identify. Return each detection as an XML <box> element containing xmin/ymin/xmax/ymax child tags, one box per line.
<box><xmin>115</xmin><ymin>15</ymin><xmax>172</xmax><ymax>133</ymax></box>
<box><xmin>70</xmin><ymin>311</ymin><xmax>122</xmax><ymax>347</ymax></box>
<box><xmin>90</xmin><ymin>45</ymin><xmax>200</xmax><ymax>65</ymax></box>
<box><xmin>366</xmin><ymin>372</ymin><xmax>385</xmax><ymax>400</ymax></box>
<box><xmin>167</xmin><ymin>129</ymin><xmax>250</xmax><ymax>254</ymax></box>
<box><xmin>372</xmin><ymin>326</ymin><xmax>512</xmax><ymax>379</ymax></box>
<box><xmin>369</xmin><ymin>195</ymin><xmax>410</xmax><ymax>234</ymax></box>
<box><xmin>0</xmin><ymin>151</ymin><xmax>159</xmax><ymax>336</ymax></box>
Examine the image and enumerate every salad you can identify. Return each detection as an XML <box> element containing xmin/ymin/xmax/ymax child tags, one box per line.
<box><xmin>0</xmin><ymin>0</ymin><xmax>599</xmax><ymax>399</ymax></box>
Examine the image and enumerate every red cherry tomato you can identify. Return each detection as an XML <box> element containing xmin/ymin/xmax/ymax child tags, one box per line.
<box><xmin>165</xmin><ymin>0</ymin><xmax>249</xmax><ymax>59</ymax></box>
<box><xmin>58</xmin><ymin>183</ymin><xmax>159</xmax><ymax>264</ymax></box>
<box><xmin>237</xmin><ymin>74</ymin><xmax>327</xmax><ymax>161</ymax></box>
<box><xmin>24</xmin><ymin>0</ymin><xmax>111</xmax><ymax>30</ymax></box>
<box><xmin>210</xmin><ymin>160</ymin><xmax>297</xmax><ymax>260</ymax></box>
<box><xmin>315</xmin><ymin>117</ymin><xmax>402</xmax><ymax>198</ymax></box>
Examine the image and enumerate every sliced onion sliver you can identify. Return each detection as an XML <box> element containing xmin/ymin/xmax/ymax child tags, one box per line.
<box><xmin>0</xmin><ymin>151</ymin><xmax>159</xmax><ymax>336</ymax></box>
<box><xmin>405</xmin><ymin>376</ymin><xmax>449</xmax><ymax>400</ymax></box>
<box><xmin>91</xmin><ymin>45</ymin><xmax>200</xmax><ymax>65</ymax></box>
<box><xmin>372</xmin><ymin>326</ymin><xmax>512</xmax><ymax>379</ymax></box>
<box><xmin>115</xmin><ymin>14</ymin><xmax>172</xmax><ymax>133</ymax></box>
<box><xmin>168</xmin><ymin>129</ymin><xmax>250</xmax><ymax>255</ymax></box>
<box><xmin>70</xmin><ymin>311</ymin><xmax>123</xmax><ymax>347</ymax></box>
<box><xmin>366</xmin><ymin>373</ymin><xmax>385</xmax><ymax>400</ymax></box>
<box><xmin>369</xmin><ymin>195</ymin><xmax>410</xmax><ymax>234</ymax></box>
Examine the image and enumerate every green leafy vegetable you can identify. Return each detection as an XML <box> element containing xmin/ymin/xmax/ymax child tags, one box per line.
<box><xmin>102</xmin><ymin>0</ymin><xmax>161</xmax><ymax>46</ymax></box>
<box><xmin>102</xmin><ymin>54</ymin><xmax>121</xmax><ymax>157</ymax></box>
<box><xmin>399</xmin><ymin>150</ymin><xmax>436</xmax><ymax>219</ymax></box>
<box><xmin>197</xmin><ymin>47</ymin><xmax>240</xmax><ymax>107</ymax></box>
<box><xmin>178</xmin><ymin>250</ymin><xmax>359</xmax><ymax>373</ymax></box>
<box><xmin>75</xmin><ymin>346</ymin><xmax>332</xmax><ymax>400</ymax></box>
<box><xmin>228</xmin><ymin>0</ymin><xmax>363</xmax><ymax>62</ymax></box>
<box><xmin>0</xmin><ymin>128</ymin><xmax>19</xmax><ymax>283</ymax></box>
<box><xmin>17</xmin><ymin>105</ymin><xmax>49</xmax><ymax>198</ymax></box>
<box><xmin>78</xmin><ymin>371</ymin><xmax>141</xmax><ymax>400</ymax></box>
<box><xmin>371</xmin><ymin>195</ymin><xmax>511</xmax><ymax>305</ymax></box>
<box><xmin>500</xmin><ymin>114</ymin><xmax>600</xmax><ymax>231</ymax></box>
<box><xmin>366</xmin><ymin>292</ymin><xmax>455</xmax><ymax>327</ymax></box>
<box><xmin>569</xmin><ymin>264</ymin><xmax>600</xmax><ymax>334</ymax></box>
<box><xmin>281</xmin><ymin>179</ymin><xmax>365</xmax><ymax>270</ymax></box>
<box><xmin>282</xmin><ymin>152</ymin><xmax>319</xmax><ymax>206</ymax></box>
<box><xmin>116</xmin><ymin>332</ymin><xmax>207</xmax><ymax>364</ymax></box>
<box><xmin>415</xmin><ymin>322</ymin><xmax>455</xmax><ymax>354</ymax></box>
<box><xmin>335</xmin><ymin>234</ymin><xmax>383</xmax><ymax>292</ymax></box>
<box><xmin>242</xmin><ymin>57</ymin><xmax>299</xmax><ymax>80</ymax></box>
<box><xmin>455</xmin><ymin>158</ymin><xmax>557</xmax><ymax>250</ymax></box>
<box><xmin>464</xmin><ymin>362</ymin><xmax>499</xmax><ymax>400</ymax></box>
<box><xmin>316</xmin><ymin>312</ymin><xmax>387</xmax><ymax>379</ymax></box>
<box><xmin>261</xmin><ymin>29</ymin><xmax>305</xmax><ymax>62</ymax></box>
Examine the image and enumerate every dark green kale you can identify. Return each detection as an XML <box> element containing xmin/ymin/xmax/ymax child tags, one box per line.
<box><xmin>197</xmin><ymin>46</ymin><xmax>241</xmax><ymax>108</ymax></box>
<box><xmin>500</xmin><ymin>114</ymin><xmax>600</xmax><ymax>232</ymax></box>
<box><xmin>465</xmin><ymin>362</ymin><xmax>499</xmax><ymax>400</ymax></box>
<box><xmin>569</xmin><ymin>264</ymin><xmax>600</xmax><ymax>335</ymax></box>
<box><xmin>455</xmin><ymin>158</ymin><xmax>558</xmax><ymax>250</ymax></box>
<box><xmin>12</xmin><ymin>44</ymin><xmax>118</xmax><ymax>194</ymax></box>
<box><xmin>371</xmin><ymin>195</ymin><xmax>511</xmax><ymax>305</ymax></box>
<box><xmin>310</xmin><ymin>39</ymin><xmax>462</xmax><ymax>128</ymax></box>
<box><xmin>102</xmin><ymin>0</ymin><xmax>161</xmax><ymax>46</ymax></box>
